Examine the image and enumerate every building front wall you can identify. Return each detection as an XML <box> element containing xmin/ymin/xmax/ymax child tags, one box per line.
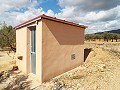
<box><xmin>36</xmin><ymin>21</ymin><xmax>42</xmax><ymax>83</ymax></box>
<box><xmin>42</xmin><ymin>19</ymin><xmax>85</xmax><ymax>82</ymax></box>
<box><xmin>16</xmin><ymin>27</ymin><xmax>28</xmax><ymax>73</ymax></box>
<box><xmin>16</xmin><ymin>22</ymin><xmax>43</xmax><ymax>82</ymax></box>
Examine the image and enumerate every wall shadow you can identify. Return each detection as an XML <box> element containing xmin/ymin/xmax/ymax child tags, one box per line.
<box><xmin>84</xmin><ymin>48</ymin><xmax>92</xmax><ymax>62</ymax></box>
<box><xmin>43</xmin><ymin>20</ymin><xmax>84</xmax><ymax>45</ymax></box>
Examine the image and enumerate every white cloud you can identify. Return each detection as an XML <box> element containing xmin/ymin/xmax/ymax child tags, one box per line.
<box><xmin>0</xmin><ymin>0</ymin><xmax>53</xmax><ymax>26</ymax></box>
<box><xmin>55</xmin><ymin>1</ymin><xmax>120</xmax><ymax>33</ymax></box>
<box><xmin>56</xmin><ymin>6</ymin><xmax>77</xmax><ymax>19</ymax></box>
<box><xmin>0</xmin><ymin>0</ymin><xmax>120</xmax><ymax>34</ymax></box>
<box><xmin>46</xmin><ymin>10</ymin><xmax>55</xmax><ymax>17</ymax></box>
<box><xmin>85</xmin><ymin>19</ymin><xmax>120</xmax><ymax>34</ymax></box>
<box><xmin>84</xmin><ymin>6</ymin><xmax>120</xmax><ymax>33</ymax></box>
<box><xmin>0</xmin><ymin>0</ymin><xmax>30</xmax><ymax>13</ymax></box>
<box><xmin>58</xmin><ymin>0</ymin><xmax>84</xmax><ymax>8</ymax></box>
<box><xmin>58</xmin><ymin>0</ymin><xmax>120</xmax><ymax>11</ymax></box>
<box><xmin>16</xmin><ymin>8</ymin><xmax>45</xmax><ymax>24</ymax></box>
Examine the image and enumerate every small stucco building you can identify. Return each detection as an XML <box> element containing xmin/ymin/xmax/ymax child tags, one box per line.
<box><xmin>15</xmin><ymin>14</ymin><xmax>87</xmax><ymax>83</ymax></box>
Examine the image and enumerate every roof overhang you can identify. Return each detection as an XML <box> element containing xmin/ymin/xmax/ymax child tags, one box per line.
<box><xmin>14</xmin><ymin>14</ymin><xmax>88</xmax><ymax>30</ymax></box>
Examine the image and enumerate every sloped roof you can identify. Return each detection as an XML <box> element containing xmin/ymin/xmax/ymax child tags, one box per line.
<box><xmin>15</xmin><ymin>14</ymin><xmax>87</xmax><ymax>29</ymax></box>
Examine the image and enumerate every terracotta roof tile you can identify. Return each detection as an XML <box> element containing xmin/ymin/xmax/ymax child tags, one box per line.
<box><xmin>15</xmin><ymin>14</ymin><xmax>87</xmax><ymax>29</ymax></box>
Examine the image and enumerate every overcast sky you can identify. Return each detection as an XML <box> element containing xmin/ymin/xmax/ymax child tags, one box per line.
<box><xmin>0</xmin><ymin>0</ymin><xmax>120</xmax><ymax>33</ymax></box>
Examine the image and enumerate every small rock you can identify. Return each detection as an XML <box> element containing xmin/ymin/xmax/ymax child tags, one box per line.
<box><xmin>12</xmin><ymin>66</ymin><xmax>18</xmax><ymax>71</ymax></box>
<box><xmin>0</xmin><ymin>71</ymin><xmax>4</xmax><ymax>77</ymax></box>
<box><xmin>96</xmin><ymin>64</ymin><xmax>106</xmax><ymax>72</ymax></box>
<box><xmin>15</xmin><ymin>75</ymin><xmax>28</xmax><ymax>84</ymax></box>
<box><xmin>72</xmin><ymin>70</ymin><xmax>86</xmax><ymax>79</ymax></box>
<box><xmin>1</xmin><ymin>71</ymin><xmax>11</xmax><ymax>80</ymax></box>
<box><xmin>19</xmin><ymin>81</ymin><xmax>30</xmax><ymax>89</ymax></box>
<box><xmin>0</xmin><ymin>73</ymin><xmax>3</xmax><ymax>77</ymax></box>
<box><xmin>11</xmin><ymin>85</ymin><xmax>20</xmax><ymax>90</ymax></box>
<box><xmin>13</xmin><ymin>70</ymin><xmax>21</xmax><ymax>74</ymax></box>
<box><xmin>54</xmin><ymin>81</ymin><xmax>65</xmax><ymax>90</ymax></box>
<box><xmin>4</xmin><ymin>81</ymin><xmax>16</xmax><ymax>90</ymax></box>
<box><xmin>3</xmin><ymin>71</ymin><xmax>11</xmax><ymax>79</ymax></box>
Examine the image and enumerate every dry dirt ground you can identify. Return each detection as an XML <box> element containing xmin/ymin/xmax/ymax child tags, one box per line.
<box><xmin>0</xmin><ymin>42</ymin><xmax>120</xmax><ymax>90</ymax></box>
<box><xmin>0</xmin><ymin>51</ymin><xmax>15</xmax><ymax>72</ymax></box>
<box><xmin>36</xmin><ymin>42</ymin><xmax>120</xmax><ymax>90</ymax></box>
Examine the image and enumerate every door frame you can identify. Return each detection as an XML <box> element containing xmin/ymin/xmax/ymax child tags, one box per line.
<box><xmin>29</xmin><ymin>26</ymin><xmax>36</xmax><ymax>74</ymax></box>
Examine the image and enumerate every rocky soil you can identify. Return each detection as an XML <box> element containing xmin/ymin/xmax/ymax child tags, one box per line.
<box><xmin>0</xmin><ymin>43</ymin><xmax>120</xmax><ymax>90</ymax></box>
<box><xmin>0</xmin><ymin>69</ymin><xmax>42</xmax><ymax>90</ymax></box>
<box><xmin>35</xmin><ymin>44</ymin><xmax>120</xmax><ymax>90</ymax></box>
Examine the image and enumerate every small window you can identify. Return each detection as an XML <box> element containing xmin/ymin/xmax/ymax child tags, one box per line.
<box><xmin>31</xmin><ymin>29</ymin><xmax>36</xmax><ymax>52</ymax></box>
<box><xmin>71</xmin><ymin>54</ymin><xmax>75</xmax><ymax>60</ymax></box>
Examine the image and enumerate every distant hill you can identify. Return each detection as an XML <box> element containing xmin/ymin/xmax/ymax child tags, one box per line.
<box><xmin>95</xmin><ymin>29</ymin><xmax>120</xmax><ymax>34</ymax></box>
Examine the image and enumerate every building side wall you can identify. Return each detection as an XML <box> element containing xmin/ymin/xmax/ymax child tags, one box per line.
<box><xmin>16</xmin><ymin>27</ymin><xmax>28</xmax><ymax>73</ymax></box>
<box><xmin>42</xmin><ymin>19</ymin><xmax>85</xmax><ymax>82</ymax></box>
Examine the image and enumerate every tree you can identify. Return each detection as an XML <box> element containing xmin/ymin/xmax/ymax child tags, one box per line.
<box><xmin>85</xmin><ymin>32</ymin><xmax>120</xmax><ymax>42</ymax></box>
<box><xmin>109</xmin><ymin>33</ymin><xmax>114</xmax><ymax>42</ymax></box>
<box><xmin>94</xmin><ymin>34</ymin><xmax>102</xmax><ymax>41</ymax></box>
<box><xmin>102</xmin><ymin>32</ymin><xmax>113</xmax><ymax>42</ymax></box>
<box><xmin>85</xmin><ymin>34</ymin><xmax>92</xmax><ymax>41</ymax></box>
<box><xmin>113</xmin><ymin>33</ymin><xmax>119</xmax><ymax>42</ymax></box>
<box><xmin>103</xmin><ymin>32</ymin><xmax>109</xmax><ymax>42</ymax></box>
<box><xmin>0</xmin><ymin>25</ymin><xmax>16</xmax><ymax>52</ymax></box>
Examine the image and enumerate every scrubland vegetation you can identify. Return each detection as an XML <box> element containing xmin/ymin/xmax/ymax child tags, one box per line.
<box><xmin>0</xmin><ymin>25</ymin><xmax>16</xmax><ymax>52</ymax></box>
<box><xmin>85</xmin><ymin>33</ymin><xmax>120</xmax><ymax>42</ymax></box>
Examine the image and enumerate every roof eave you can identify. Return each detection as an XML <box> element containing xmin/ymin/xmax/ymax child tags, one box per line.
<box><xmin>41</xmin><ymin>15</ymin><xmax>87</xmax><ymax>29</ymax></box>
<box><xmin>14</xmin><ymin>16</ymin><xmax>42</xmax><ymax>30</ymax></box>
<box><xmin>14</xmin><ymin>14</ymin><xmax>87</xmax><ymax>29</ymax></box>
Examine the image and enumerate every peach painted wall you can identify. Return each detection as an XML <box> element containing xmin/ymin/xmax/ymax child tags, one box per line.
<box><xmin>16</xmin><ymin>27</ymin><xmax>28</xmax><ymax>73</ymax></box>
<box><xmin>26</xmin><ymin>28</ymin><xmax>30</xmax><ymax>74</ymax></box>
<box><xmin>16</xmin><ymin>22</ymin><xmax>43</xmax><ymax>82</ymax></box>
<box><xmin>36</xmin><ymin>21</ymin><xmax>42</xmax><ymax>83</ymax></box>
<box><xmin>42</xmin><ymin>19</ymin><xmax>85</xmax><ymax>82</ymax></box>
<box><xmin>16</xmin><ymin>19</ymin><xmax>85</xmax><ymax>83</ymax></box>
